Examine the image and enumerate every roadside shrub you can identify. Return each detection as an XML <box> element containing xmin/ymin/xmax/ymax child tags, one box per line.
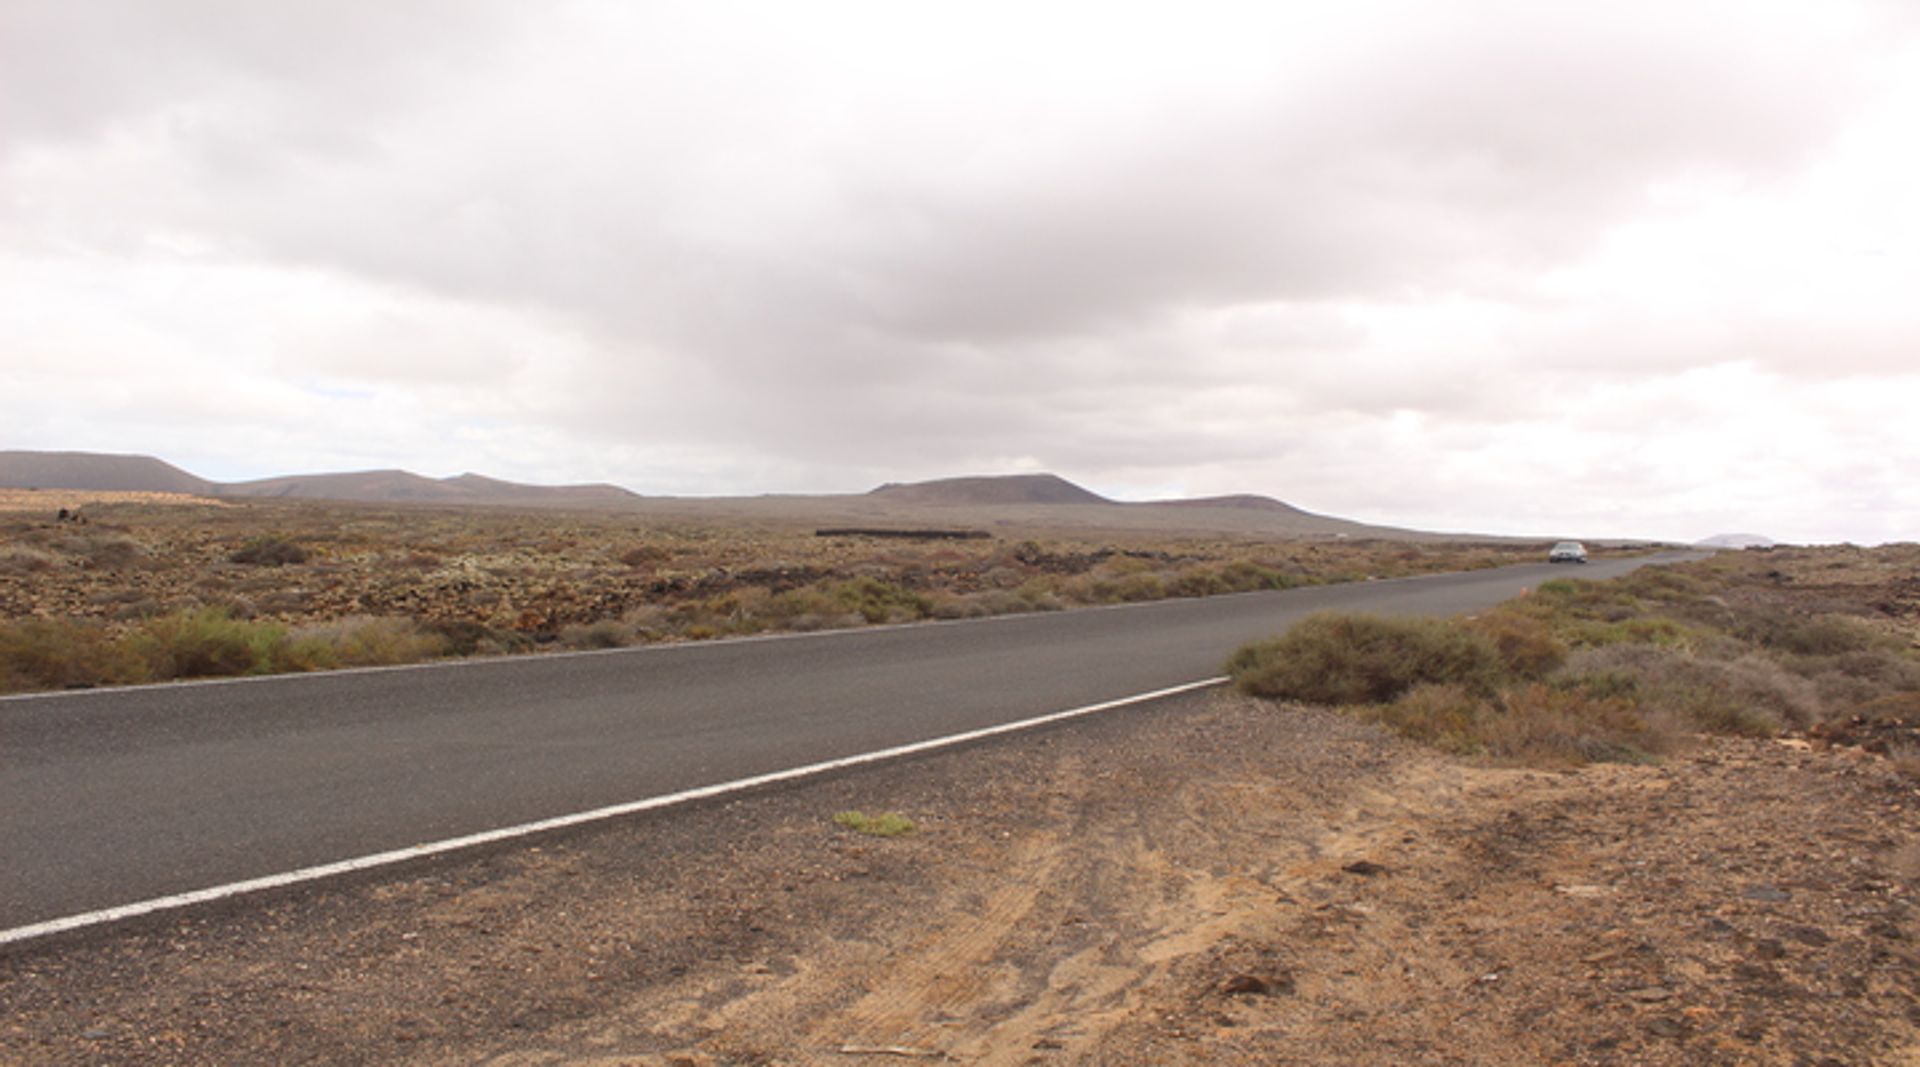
<box><xmin>1736</xmin><ymin>613</ymin><xmax>1891</xmax><ymax>657</ymax></box>
<box><xmin>1464</xmin><ymin>610</ymin><xmax>1567</xmax><ymax>678</ymax></box>
<box><xmin>0</xmin><ymin>618</ymin><xmax>149</xmax><ymax>691</ymax></box>
<box><xmin>926</xmin><ymin>594</ymin><xmax>991</xmax><ymax>620</ymax></box>
<box><xmin>1169</xmin><ymin>566</ymin><xmax>1230</xmax><ymax>598</ymax></box>
<box><xmin>1558</xmin><ymin>614</ymin><xmax>1697</xmax><ymax>650</ymax></box>
<box><xmin>130</xmin><ymin>607</ymin><xmax>286</xmax><ymax>679</ymax></box>
<box><xmin>830</xmin><ymin>576</ymin><xmax>929</xmax><ymax>624</ymax></box>
<box><xmin>1787</xmin><ymin>647</ymin><xmax>1920</xmax><ymax>715</ymax></box>
<box><xmin>1474</xmin><ymin>684</ymin><xmax>1673</xmax><ymax>767</ymax></box>
<box><xmin>558</xmin><ymin>619</ymin><xmax>633</xmax><ymax>650</ymax></box>
<box><xmin>1357</xmin><ymin>683</ymin><xmax>1489</xmax><ymax>755</ymax></box>
<box><xmin>1554</xmin><ymin>644</ymin><xmax>1817</xmax><ymax>735</ymax></box>
<box><xmin>426</xmin><ymin>618</ymin><xmax>500</xmax><ymax>656</ymax></box>
<box><xmin>291</xmin><ymin>617</ymin><xmax>449</xmax><ymax>667</ymax></box>
<box><xmin>1228</xmin><ymin>613</ymin><xmax>1508</xmax><ymax>705</ymax></box>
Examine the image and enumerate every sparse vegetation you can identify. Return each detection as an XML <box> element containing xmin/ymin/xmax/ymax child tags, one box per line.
<box><xmin>1228</xmin><ymin>614</ymin><xmax>1509</xmax><ymax>705</ymax></box>
<box><xmin>229</xmin><ymin>535</ymin><xmax>311</xmax><ymax>566</ymax></box>
<box><xmin>832</xmin><ymin>810</ymin><xmax>916</xmax><ymax>837</ymax></box>
<box><xmin>1230</xmin><ymin>544</ymin><xmax>1920</xmax><ymax>768</ymax></box>
<box><xmin>0</xmin><ymin>608</ymin><xmax>448</xmax><ymax>690</ymax></box>
<box><xmin>0</xmin><ymin>496</ymin><xmax>1575</xmax><ymax>694</ymax></box>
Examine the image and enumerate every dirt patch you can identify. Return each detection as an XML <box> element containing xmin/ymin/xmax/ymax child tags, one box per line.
<box><xmin>0</xmin><ymin>490</ymin><xmax>225</xmax><ymax>513</ymax></box>
<box><xmin>3</xmin><ymin>692</ymin><xmax>1916</xmax><ymax>1065</ymax></box>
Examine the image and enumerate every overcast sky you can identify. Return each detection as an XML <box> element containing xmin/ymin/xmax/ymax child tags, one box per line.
<box><xmin>5</xmin><ymin>1</ymin><xmax>1917</xmax><ymax>544</ymax></box>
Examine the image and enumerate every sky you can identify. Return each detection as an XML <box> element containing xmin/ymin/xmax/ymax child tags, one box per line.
<box><xmin>4</xmin><ymin>1</ymin><xmax>1918</xmax><ymax>545</ymax></box>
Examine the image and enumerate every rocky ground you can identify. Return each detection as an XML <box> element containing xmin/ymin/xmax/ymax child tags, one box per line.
<box><xmin>4</xmin><ymin>690</ymin><xmax>1916</xmax><ymax>1065</ymax></box>
<box><xmin>0</xmin><ymin>494</ymin><xmax>1548</xmax><ymax>671</ymax></box>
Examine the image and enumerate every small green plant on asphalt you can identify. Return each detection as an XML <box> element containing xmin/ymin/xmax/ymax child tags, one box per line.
<box><xmin>832</xmin><ymin>810</ymin><xmax>916</xmax><ymax>837</ymax></box>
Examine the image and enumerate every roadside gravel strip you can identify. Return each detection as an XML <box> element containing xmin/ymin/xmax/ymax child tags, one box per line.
<box><xmin>1</xmin><ymin>553</ymin><xmax>1692</xmax><ymax>943</ymax></box>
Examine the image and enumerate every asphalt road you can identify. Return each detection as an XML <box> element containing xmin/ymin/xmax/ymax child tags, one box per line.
<box><xmin>1</xmin><ymin>554</ymin><xmax>1690</xmax><ymax>934</ymax></box>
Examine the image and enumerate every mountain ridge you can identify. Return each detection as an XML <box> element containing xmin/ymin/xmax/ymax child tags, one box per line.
<box><xmin>0</xmin><ymin>451</ymin><xmax>639</xmax><ymax>507</ymax></box>
<box><xmin>0</xmin><ymin>450</ymin><xmax>1394</xmax><ymax>536</ymax></box>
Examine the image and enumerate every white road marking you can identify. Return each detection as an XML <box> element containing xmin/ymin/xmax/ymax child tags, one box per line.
<box><xmin>0</xmin><ymin>676</ymin><xmax>1229</xmax><ymax>947</ymax></box>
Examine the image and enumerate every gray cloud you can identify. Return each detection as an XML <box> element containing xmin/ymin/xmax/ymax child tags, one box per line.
<box><xmin>3</xmin><ymin>1</ymin><xmax>1917</xmax><ymax>541</ymax></box>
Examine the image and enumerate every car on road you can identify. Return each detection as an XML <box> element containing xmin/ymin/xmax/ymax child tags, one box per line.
<box><xmin>1548</xmin><ymin>541</ymin><xmax>1588</xmax><ymax>564</ymax></box>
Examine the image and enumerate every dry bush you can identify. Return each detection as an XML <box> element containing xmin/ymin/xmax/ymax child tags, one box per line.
<box><xmin>1229</xmin><ymin>613</ymin><xmax>1508</xmax><ymax>705</ymax></box>
<box><xmin>1356</xmin><ymin>683</ymin><xmax>1488</xmax><ymax>756</ymax></box>
<box><xmin>1781</xmin><ymin>647</ymin><xmax>1920</xmax><ymax>714</ymax></box>
<box><xmin>1464</xmin><ymin>609</ymin><xmax>1567</xmax><ymax>677</ymax></box>
<box><xmin>0</xmin><ymin>546</ymin><xmax>59</xmax><ymax>575</ymax></box>
<box><xmin>1473</xmin><ymin>683</ymin><xmax>1677</xmax><ymax>767</ymax></box>
<box><xmin>230</xmin><ymin>536</ymin><xmax>310</xmax><ymax>567</ymax></box>
<box><xmin>558</xmin><ymin>620</ymin><xmax>634</xmax><ymax>650</ymax></box>
<box><xmin>619</xmin><ymin>545</ymin><xmax>669</xmax><ymax>568</ymax></box>
<box><xmin>1556</xmin><ymin>643</ymin><xmax>1818</xmax><ymax>735</ymax></box>
<box><xmin>1735</xmin><ymin>612</ymin><xmax>1894</xmax><ymax>656</ymax></box>
<box><xmin>64</xmin><ymin>531</ymin><xmax>150</xmax><ymax>569</ymax></box>
<box><xmin>289</xmin><ymin>617</ymin><xmax>449</xmax><ymax>668</ymax></box>
<box><xmin>0</xmin><ymin>618</ymin><xmax>149</xmax><ymax>691</ymax></box>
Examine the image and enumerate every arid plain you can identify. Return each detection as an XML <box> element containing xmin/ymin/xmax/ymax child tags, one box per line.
<box><xmin>3</xmin><ymin>484</ymin><xmax>1918</xmax><ymax>1065</ymax></box>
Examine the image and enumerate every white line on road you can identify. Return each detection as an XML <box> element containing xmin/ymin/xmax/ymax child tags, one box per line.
<box><xmin>1</xmin><ymin>676</ymin><xmax>1230</xmax><ymax>948</ymax></box>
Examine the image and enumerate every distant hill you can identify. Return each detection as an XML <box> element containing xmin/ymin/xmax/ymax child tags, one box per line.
<box><xmin>1149</xmin><ymin>493</ymin><xmax>1310</xmax><ymax>515</ymax></box>
<box><xmin>0</xmin><ymin>450</ymin><xmax>638</xmax><ymax>508</ymax></box>
<box><xmin>221</xmin><ymin>469</ymin><xmax>639</xmax><ymax>506</ymax></box>
<box><xmin>1694</xmin><ymin>533</ymin><xmax>1777</xmax><ymax>549</ymax></box>
<box><xmin>0</xmin><ymin>451</ymin><xmax>1475</xmax><ymax>540</ymax></box>
<box><xmin>868</xmin><ymin>474</ymin><xmax>1113</xmax><ymax>506</ymax></box>
<box><xmin>0</xmin><ymin>450</ymin><xmax>216</xmax><ymax>495</ymax></box>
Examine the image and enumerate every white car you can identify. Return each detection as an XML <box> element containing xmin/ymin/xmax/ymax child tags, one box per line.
<box><xmin>1548</xmin><ymin>541</ymin><xmax>1588</xmax><ymax>564</ymax></box>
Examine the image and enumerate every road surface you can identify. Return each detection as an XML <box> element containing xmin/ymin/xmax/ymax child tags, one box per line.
<box><xmin>1</xmin><ymin>554</ymin><xmax>1689</xmax><ymax>935</ymax></box>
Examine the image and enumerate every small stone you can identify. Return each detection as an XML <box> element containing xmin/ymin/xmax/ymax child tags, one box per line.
<box><xmin>1220</xmin><ymin>971</ymin><xmax>1295</xmax><ymax>997</ymax></box>
<box><xmin>80</xmin><ymin>1028</ymin><xmax>110</xmax><ymax>1041</ymax></box>
<box><xmin>1741</xmin><ymin>884</ymin><xmax>1791</xmax><ymax>903</ymax></box>
<box><xmin>1645</xmin><ymin>1017</ymin><xmax>1689</xmax><ymax>1039</ymax></box>
<box><xmin>1784</xmin><ymin>925</ymin><xmax>1831</xmax><ymax>947</ymax></box>
<box><xmin>1341</xmin><ymin>860</ymin><xmax>1388</xmax><ymax>877</ymax></box>
<box><xmin>1626</xmin><ymin>986</ymin><xmax>1673</xmax><ymax>1002</ymax></box>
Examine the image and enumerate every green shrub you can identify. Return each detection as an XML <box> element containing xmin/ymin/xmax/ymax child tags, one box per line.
<box><xmin>1228</xmin><ymin>613</ymin><xmax>1508</xmax><ymax>705</ymax></box>
<box><xmin>130</xmin><ymin>608</ymin><xmax>286</xmax><ymax>679</ymax></box>
<box><xmin>830</xmin><ymin>577</ymin><xmax>929</xmax><ymax>624</ymax></box>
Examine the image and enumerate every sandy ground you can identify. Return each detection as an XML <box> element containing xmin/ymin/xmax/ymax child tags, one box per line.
<box><xmin>3</xmin><ymin>690</ymin><xmax>1917</xmax><ymax>1065</ymax></box>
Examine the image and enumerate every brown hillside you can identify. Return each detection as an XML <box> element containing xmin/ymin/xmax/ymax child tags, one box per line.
<box><xmin>867</xmin><ymin>473</ymin><xmax>1112</xmax><ymax>506</ymax></box>
<box><xmin>0</xmin><ymin>451</ymin><xmax>214</xmax><ymax>495</ymax></box>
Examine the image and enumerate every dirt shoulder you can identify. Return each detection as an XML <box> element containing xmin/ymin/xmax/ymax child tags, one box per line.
<box><xmin>4</xmin><ymin>690</ymin><xmax>1917</xmax><ymax>1065</ymax></box>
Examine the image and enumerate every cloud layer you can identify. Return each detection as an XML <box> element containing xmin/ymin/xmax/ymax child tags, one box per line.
<box><xmin>4</xmin><ymin>1</ymin><xmax>1917</xmax><ymax>542</ymax></box>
